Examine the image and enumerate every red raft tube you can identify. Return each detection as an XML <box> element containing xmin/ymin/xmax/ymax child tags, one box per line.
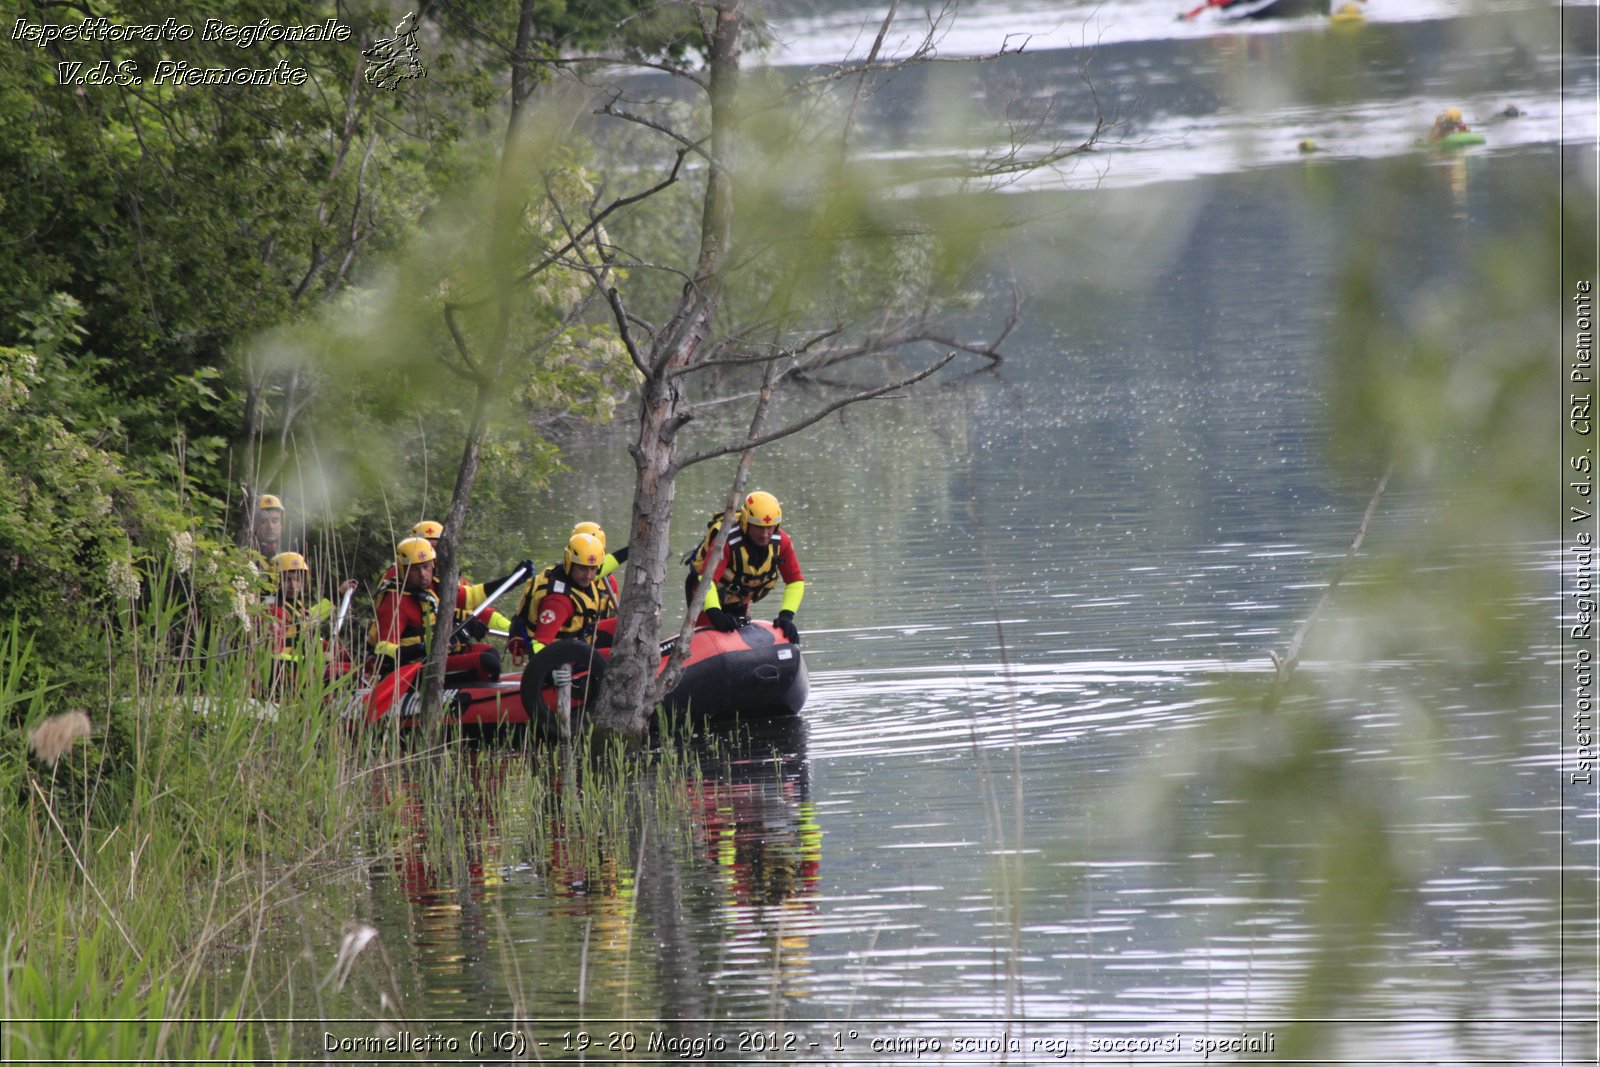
<box><xmin>343</xmin><ymin>620</ymin><xmax>807</xmax><ymax>735</ymax></box>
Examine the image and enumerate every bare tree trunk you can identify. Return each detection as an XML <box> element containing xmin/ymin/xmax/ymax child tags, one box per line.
<box><xmin>419</xmin><ymin>383</ymin><xmax>493</xmax><ymax>737</ymax></box>
<box><xmin>593</xmin><ymin>1</ymin><xmax>744</xmax><ymax>738</ymax></box>
<box><xmin>417</xmin><ymin>0</ymin><xmax>540</xmax><ymax>738</ymax></box>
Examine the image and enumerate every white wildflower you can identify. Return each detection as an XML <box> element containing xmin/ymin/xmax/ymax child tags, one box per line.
<box><xmin>170</xmin><ymin>530</ymin><xmax>194</xmax><ymax>575</ymax></box>
<box><xmin>107</xmin><ymin>556</ymin><xmax>141</xmax><ymax>601</ymax></box>
<box><xmin>230</xmin><ymin>575</ymin><xmax>252</xmax><ymax>625</ymax></box>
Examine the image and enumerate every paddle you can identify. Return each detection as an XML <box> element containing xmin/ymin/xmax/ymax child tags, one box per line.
<box><xmin>330</xmin><ymin>585</ymin><xmax>355</xmax><ymax>640</ymax></box>
<box><xmin>364</xmin><ymin>562</ymin><xmax>531</xmax><ymax>722</ymax></box>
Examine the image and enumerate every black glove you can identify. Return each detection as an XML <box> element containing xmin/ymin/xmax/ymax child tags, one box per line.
<box><xmin>398</xmin><ymin>643</ymin><xmax>427</xmax><ymax>665</ymax></box>
<box><xmin>706</xmin><ymin>607</ymin><xmax>740</xmax><ymax>632</ymax></box>
<box><xmin>611</xmin><ymin>544</ymin><xmax>629</xmax><ymax>564</ymax></box>
<box><xmin>775</xmin><ymin>609</ymin><xmax>800</xmax><ymax>644</ymax></box>
<box><xmin>461</xmin><ymin>616</ymin><xmax>489</xmax><ymax>641</ymax></box>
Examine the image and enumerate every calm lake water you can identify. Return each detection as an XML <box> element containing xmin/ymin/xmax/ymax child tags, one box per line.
<box><xmin>274</xmin><ymin>3</ymin><xmax>1595</xmax><ymax>1062</ymax></box>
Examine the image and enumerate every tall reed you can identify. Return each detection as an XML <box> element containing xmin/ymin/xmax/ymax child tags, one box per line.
<box><xmin>1</xmin><ymin>563</ymin><xmax>369</xmax><ymax>1063</ymax></box>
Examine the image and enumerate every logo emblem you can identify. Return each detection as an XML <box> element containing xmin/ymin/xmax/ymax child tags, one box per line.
<box><xmin>363</xmin><ymin>12</ymin><xmax>426</xmax><ymax>91</ymax></box>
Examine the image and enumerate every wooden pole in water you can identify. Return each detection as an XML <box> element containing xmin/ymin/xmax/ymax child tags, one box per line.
<box><xmin>554</xmin><ymin>664</ymin><xmax>573</xmax><ymax>740</ymax></box>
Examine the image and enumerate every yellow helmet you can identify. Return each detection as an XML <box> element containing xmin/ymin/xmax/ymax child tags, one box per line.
<box><xmin>570</xmin><ymin>521</ymin><xmax>606</xmax><ymax>550</ymax></box>
<box><xmin>270</xmin><ymin>551</ymin><xmax>309</xmax><ymax>574</ymax></box>
<box><xmin>411</xmin><ymin>520</ymin><xmax>444</xmax><ymax>540</ymax></box>
<box><xmin>564</xmin><ymin>532</ymin><xmax>605</xmax><ymax>570</ymax></box>
<box><xmin>257</xmin><ymin>493</ymin><xmax>284</xmax><ymax>512</ymax></box>
<box><xmin>739</xmin><ymin>490</ymin><xmax>782</xmax><ymax>530</ymax></box>
<box><xmin>396</xmin><ymin>537</ymin><xmax>437</xmax><ymax>568</ymax></box>
<box><xmin>1442</xmin><ymin>106</ymin><xmax>1463</xmax><ymax>123</ymax></box>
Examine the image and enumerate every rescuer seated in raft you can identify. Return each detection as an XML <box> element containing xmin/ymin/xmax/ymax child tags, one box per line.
<box><xmin>369</xmin><ymin>537</ymin><xmax>502</xmax><ymax>684</ymax></box>
<box><xmin>507</xmin><ymin>532</ymin><xmax>617</xmax><ymax>661</ymax></box>
<box><xmin>683</xmin><ymin>490</ymin><xmax>805</xmax><ymax>644</ymax></box>
<box><xmin>381</xmin><ymin>519</ymin><xmax>527</xmax><ymax>648</ymax></box>
<box><xmin>570</xmin><ymin>519</ymin><xmax>628</xmax><ymax>605</ymax></box>
<box><xmin>260</xmin><ymin>551</ymin><xmax>359</xmax><ymax>692</ymax></box>
<box><xmin>1426</xmin><ymin>106</ymin><xmax>1470</xmax><ymax>143</ymax></box>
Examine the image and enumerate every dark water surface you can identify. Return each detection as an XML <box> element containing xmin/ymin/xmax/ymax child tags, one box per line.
<box><xmin>289</xmin><ymin>5</ymin><xmax>1594</xmax><ymax>1062</ymax></box>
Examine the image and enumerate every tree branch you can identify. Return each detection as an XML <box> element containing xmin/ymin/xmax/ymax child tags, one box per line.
<box><xmin>1262</xmin><ymin>461</ymin><xmax>1396</xmax><ymax>713</ymax></box>
<box><xmin>673</xmin><ymin>351</ymin><xmax>958</xmax><ymax>471</ymax></box>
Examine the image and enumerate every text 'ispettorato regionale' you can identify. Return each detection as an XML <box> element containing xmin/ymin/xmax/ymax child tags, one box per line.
<box><xmin>11</xmin><ymin>17</ymin><xmax>353</xmax><ymax>86</ymax></box>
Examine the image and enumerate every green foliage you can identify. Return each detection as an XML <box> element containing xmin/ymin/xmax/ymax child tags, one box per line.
<box><xmin>276</xmin><ymin>118</ymin><xmax>635</xmax><ymax>562</ymax></box>
<box><xmin>0</xmin><ymin>317</ymin><xmax>262</xmax><ymax>687</ymax></box>
<box><xmin>0</xmin><ymin>0</ymin><xmax>465</xmax><ymax>517</ymax></box>
<box><xmin>1110</xmin><ymin>148</ymin><xmax>1588</xmax><ymax>1040</ymax></box>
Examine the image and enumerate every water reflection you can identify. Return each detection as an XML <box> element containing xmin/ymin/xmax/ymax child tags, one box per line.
<box><xmin>351</xmin><ymin>719</ymin><xmax>830</xmax><ymax>1031</ymax></box>
<box><xmin>695</xmin><ymin>716</ymin><xmax>823</xmax><ymax>1000</ymax></box>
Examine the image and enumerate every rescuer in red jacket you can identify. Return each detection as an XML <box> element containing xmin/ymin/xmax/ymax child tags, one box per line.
<box><xmin>507</xmin><ymin>531</ymin><xmax>617</xmax><ymax>658</ymax></box>
<box><xmin>370</xmin><ymin>537</ymin><xmax>501</xmax><ymax>683</ymax></box>
<box><xmin>685</xmin><ymin>490</ymin><xmax>804</xmax><ymax>644</ymax></box>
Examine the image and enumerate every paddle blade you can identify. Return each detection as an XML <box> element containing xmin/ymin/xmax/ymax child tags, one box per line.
<box><xmin>365</xmin><ymin>662</ymin><xmax>422</xmax><ymax>723</ymax></box>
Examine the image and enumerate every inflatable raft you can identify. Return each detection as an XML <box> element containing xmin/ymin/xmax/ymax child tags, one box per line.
<box><xmin>1184</xmin><ymin>0</ymin><xmax>1328</xmax><ymax>21</ymax></box>
<box><xmin>343</xmin><ymin>620</ymin><xmax>807</xmax><ymax>735</ymax></box>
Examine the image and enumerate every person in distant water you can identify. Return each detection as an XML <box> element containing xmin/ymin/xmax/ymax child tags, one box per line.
<box><xmin>684</xmin><ymin>490</ymin><xmax>805</xmax><ymax>644</ymax></box>
<box><xmin>508</xmin><ymin>532</ymin><xmax>616</xmax><ymax>660</ymax></box>
<box><xmin>369</xmin><ymin>537</ymin><xmax>501</xmax><ymax>683</ymax></box>
<box><xmin>1427</xmin><ymin>107</ymin><xmax>1470</xmax><ymax>143</ymax></box>
<box><xmin>261</xmin><ymin>551</ymin><xmax>359</xmax><ymax>688</ymax></box>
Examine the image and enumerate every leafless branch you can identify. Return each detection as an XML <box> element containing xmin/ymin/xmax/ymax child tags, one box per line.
<box><xmin>673</xmin><ymin>351</ymin><xmax>958</xmax><ymax>471</ymax></box>
<box><xmin>604</xmin><ymin>287</ymin><xmax>652</xmax><ymax>376</ymax></box>
<box><xmin>542</xmin><ymin>50</ymin><xmax>709</xmax><ymax>90</ymax></box>
<box><xmin>1262</xmin><ymin>461</ymin><xmax>1396</xmax><ymax>713</ymax></box>
<box><xmin>598</xmin><ymin>91</ymin><xmax>714</xmax><ymax>161</ymax></box>
<box><xmin>441</xmin><ymin>303</ymin><xmax>484</xmax><ymax>382</ymax></box>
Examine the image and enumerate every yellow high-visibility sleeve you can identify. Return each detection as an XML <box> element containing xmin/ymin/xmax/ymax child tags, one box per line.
<box><xmin>780</xmin><ymin>580</ymin><xmax>805</xmax><ymax>615</ymax></box>
<box><xmin>702</xmin><ymin>582</ymin><xmax>722</xmax><ymax>610</ymax></box>
<box><xmin>600</xmin><ymin>553</ymin><xmax>620</xmax><ymax>580</ymax></box>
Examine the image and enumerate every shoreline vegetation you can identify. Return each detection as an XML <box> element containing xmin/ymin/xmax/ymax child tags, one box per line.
<box><xmin>2</xmin><ymin>570</ymin><xmax>712</xmax><ymax>1062</ymax></box>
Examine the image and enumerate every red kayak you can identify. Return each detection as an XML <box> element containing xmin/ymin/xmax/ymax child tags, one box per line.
<box><xmin>341</xmin><ymin>620</ymin><xmax>807</xmax><ymax>734</ymax></box>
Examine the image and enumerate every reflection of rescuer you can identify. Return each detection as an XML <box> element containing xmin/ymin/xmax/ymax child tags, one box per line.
<box><xmin>685</xmin><ymin>490</ymin><xmax>805</xmax><ymax>643</ymax></box>
<box><xmin>369</xmin><ymin>537</ymin><xmax>502</xmax><ymax>683</ymax></box>
<box><xmin>261</xmin><ymin>551</ymin><xmax>358</xmax><ymax>688</ymax></box>
<box><xmin>507</xmin><ymin>532</ymin><xmax>617</xmax><ymax>661</ymax></box>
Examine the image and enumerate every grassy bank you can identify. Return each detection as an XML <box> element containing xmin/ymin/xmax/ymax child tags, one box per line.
<box><xmin>0</xmin><ymin>570</ymin><xmax>374</xmax><ymax>1061</ymax></box>
<box><xmin>1</xmin><ymin>574</ymin><xmax>711</xmax><ymax>1063</ymax></box>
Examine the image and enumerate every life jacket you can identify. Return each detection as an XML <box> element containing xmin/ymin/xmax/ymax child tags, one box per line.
<box><xmin>267</xmin><ymin>597</ymin><xmax>317</xmax><ymax>645</ymax></box>
<box><xmin>685</xmin><ymin>513</ymin><xmax>782</xmax><ymax>609</ymax></box>
<box><xmin>367</xmin><ymin>575</ymin><xmax>438</xmax><ymax>661</ymax></box>
<box><xmin>517</xmin><ymin>564</ymin><xmax>610</xmax><ymax>641</ymax></box>
<box><xmin>373</xmin><ymin>566</ymin><xmax>498</xmax><ymax>652</ymax></box>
